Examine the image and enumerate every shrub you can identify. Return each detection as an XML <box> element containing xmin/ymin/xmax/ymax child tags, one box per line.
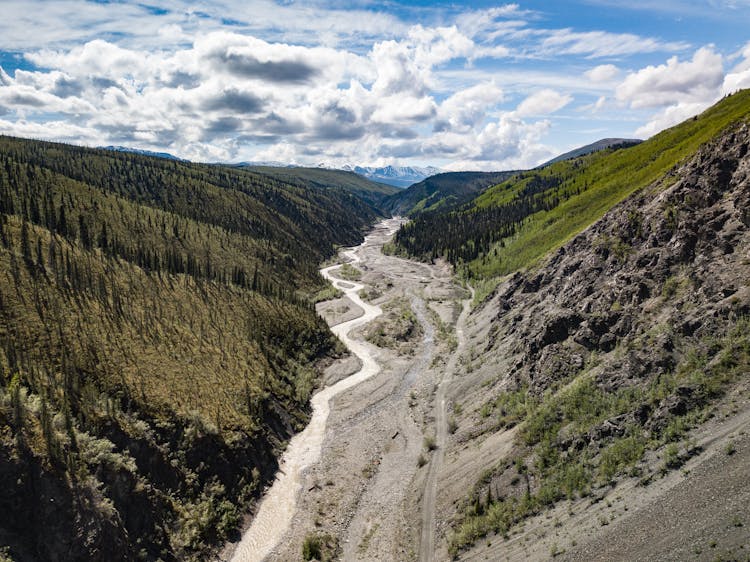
<box><xmin>448</xmin><ymin>417</ymin><xmax>458</xmax><ymax>434</ymax></box>
<box><xmin>302</xmin><ymin>532</ymin><xmax>338</xmax><ymax>561</ymax></box>
<box><xmin>302</xmin><ymin>534</ymin><xmax>323</xmax><ymax>561</ymax></box>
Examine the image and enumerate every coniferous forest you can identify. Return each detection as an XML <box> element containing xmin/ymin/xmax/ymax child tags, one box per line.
<box><xmin>0</xmin><ymin>135</ymin><xmax>387</xmax><ymax>561</ymax></box>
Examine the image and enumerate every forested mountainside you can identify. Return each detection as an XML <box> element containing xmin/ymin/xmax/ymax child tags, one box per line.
<box><xmin>0</xmin><ymin>137</ymin><xmax>381</xmax><ymax>561</ymax></box>
<box><xmin>393</xmin><ymin>90</ymin><xmax>750</xmax><ymax>293</ymax></box>
<box><xmin>234</xmin><ymin>165</ymin><xmax>398</xmax><ymax>208</ymax></box>
<box><xmin>381</xmin><ymin>170</ymin><xmax>517</xmax><ymax>217</ymax></box>
<box><xmin>444</xmin><ymin>112</ymin><xmax>750</xmax><ymax>560</ymax></box>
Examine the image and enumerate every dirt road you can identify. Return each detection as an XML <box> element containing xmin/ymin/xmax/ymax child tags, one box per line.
<box><xmin>419</xmin><ymin>285</ymin><xmax>473</xmax><ymax>562</ymax></box>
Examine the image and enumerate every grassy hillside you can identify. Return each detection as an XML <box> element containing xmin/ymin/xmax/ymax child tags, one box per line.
<box><xmin>381</xmin><ymin>171</ymin><xmax>517</xmax><ymax>216</ymax></box>
<box><xmin>0</xmin><ymin>137</ymin><xmax>378</xmax><ymax>561</ymax></box>
<box><xmin>394</xmin><ymin>90</ymin><xmax>750</xmax><ymax>294</ymax></box>
<box><xmin>235</xmin><ymin>165</ymin><xmax>399</xmax><ymax>209</ymax></box>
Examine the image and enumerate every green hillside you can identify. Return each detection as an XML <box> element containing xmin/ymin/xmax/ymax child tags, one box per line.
<box><xmin>236</xmin><ymin>165</ymin><xmax>399</xmax><ymax>208</ymax></box>
<box><xmin>393</xmin><ymin>90</ymin><xmax>750</xmax><ymax>293</ymax></box>
<box><xmin>382</xmin><ymin>170</ymin><xmax>517</xmax><ymax>216</ymax></box>
<box><xmin>0</xmin><ymin>137</ymin><xmax>378</xmax><ymax>561</ymax></box>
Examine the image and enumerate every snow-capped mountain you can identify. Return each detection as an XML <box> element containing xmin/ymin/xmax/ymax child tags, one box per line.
<box><xmin>328</xmin><ymin>164</ymin><xmax>442</xmax><ymax>188</ymax></box>
<box><xmin>232</xmin><ymin>160</ymin><xmax>442</xmax><ymax>188</ymax></box>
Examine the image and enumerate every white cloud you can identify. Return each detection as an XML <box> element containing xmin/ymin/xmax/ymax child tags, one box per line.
<box><xmin>723</xmin><ymin>41</ymin><xmax>750</xmax><ymax>93</ymax></box>
<box><xmin>616</xmin><ymin>47</ymin><xmax>724</xmax><ymax>109</ymax></box>
<box><xmin>579</xmin><ymin>95</ymin><xmax>609</xmax><ymax>114</ymax></box>
<box><xmin>0</xmin><ymin>0</ymin><xmax>408</xmax><ymax>51</ymax></box>
<box><xmin>455</xmin><ymin>5</ymin><xmax>531</xmax><ymax>42</ymax></box>
<box><xmin>0</xmin><ymin>117</ymin><xmax>100</xmax><ymax>143</ymax></box>
<box><xmin>370</xmin><ymin>94</ymin><xmax>437</xmax><ymax>124</ymax></box>
<box><xmin>440</xmin><ymin>114</ymin><xmax>554</xmax><ymax>171</ymax></box>
<box><xmin>615</xmin><ymin>47</ymin><xmax>730</xmax><ymax>138</ymax></box>
<box><xmin>585</xmin><ymin>64</ymin><xmax>620</xmax><ymax>83</ymax></box>
<box><xmin>436</xmin><ymin>82</ymin><xmax>504</xmax><ymax>133</ymax></box>
<box><xmin>0</xmin><ymin>67</ymin><xmax>12</xmax><ymax>86</ymax></box>
<box><xmin>0</xmin><ymin>2</ymin><xmax>742</xmax><ymax>169</ymax></box>
<box><xmin>634</xmin><ymin>102</ymin><xmax>710</xmax><ymax>137</ymax></box>
<box><xmin>539</xmin><ymin>29</ymin><xmax>690</xmax><ymax>58</ymax></box>
<box><xmin>516</xmin><ymin>89</ymin><xmax>572</xmax><ymax>117</ymax></box>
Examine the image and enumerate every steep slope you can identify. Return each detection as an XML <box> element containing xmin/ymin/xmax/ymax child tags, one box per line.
<box><xmin>394</xmin><ymin>91</ymin><xmax>750</xmax><ymax>289</ymax></box>
<box><xmin>422</xmin><ymin>107</ymin><xmax>750</xmax><ymax>558</ymax></box>
<box><xmin>0</xmin><ymin>137</ymin><xmax>379</xmax><ymax>561</ymax></box>
<box><xmin>235</xmin><ymin>165</ymin><xmax>398</xmax><ymax>209</ymax></box>
<box><xmin>382</xmin><ymin>171</ymin><xmax>518</xmax><ymax>217</ymax></box>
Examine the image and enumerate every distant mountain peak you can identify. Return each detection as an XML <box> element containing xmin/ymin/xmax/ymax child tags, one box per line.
<box><xmin>541</xmin><ymin>138</ymin><xmax>642</xmax><ymax>167</ymax></box>
<box><xmin>316</xmin><ymin>163</ymin><xmax>442</xmax><ymax>188</ymax></box>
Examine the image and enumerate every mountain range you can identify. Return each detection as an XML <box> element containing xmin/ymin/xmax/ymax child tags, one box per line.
<box><xmin>333</xmin><ymin>164</ymin><xmax>442</xmax><ymax>188</ymax></box>
<box><xmin>242</xmin><ymin>162</ymin><xmax>444</xmax><ymax>189</ymax></box>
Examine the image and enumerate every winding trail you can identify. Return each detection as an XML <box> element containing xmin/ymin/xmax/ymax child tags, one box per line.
<box><xmin>419</xmin><ymin>285</ymin><xmax>474</xmax><ymax>562</ymax></box>
<box><xmin>230</xmin><ymin>231</ymin><xmax>394</xmax><ymax>562</ymax></box>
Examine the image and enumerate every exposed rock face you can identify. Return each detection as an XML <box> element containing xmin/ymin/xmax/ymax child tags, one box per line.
<box><xmin>478</xmin><ymin>122</ymin><xmax>750</xmax><ymax>405</ymax></box>
<box><xmin>440</xmin><ymin>119</ymin><xmax>750</xmax><ymax>562</ymax></box>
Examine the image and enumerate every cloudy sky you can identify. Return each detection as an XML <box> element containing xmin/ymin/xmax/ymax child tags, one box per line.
<box><xmin>0</xmin><ymin>0</ymin><xmax>749</xmax><ymax>170</ymax></box>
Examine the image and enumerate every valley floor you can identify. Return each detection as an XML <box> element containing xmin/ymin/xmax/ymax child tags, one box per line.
<box><xmin>220</xmin><ymin>218</ymin><xmax>469</xmax><ymax>561</ymax></box>
<box><xmin>222</xmin><ymin>218</ymin><xmax>750</xmax><ymax>562</ymax></box>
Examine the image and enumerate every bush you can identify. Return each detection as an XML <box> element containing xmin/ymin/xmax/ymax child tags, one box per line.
<box><xmin>302</xmin><ymin>532</ymin><xmax>338</xmax><ymax>561</ymax></box>
<box><xmin>662</xmin><ymin>442</ymin><xmax>683</xmax><ymax>470</ymax></box>
<box><xmin>302</xmin><ymin>534</ymin><xmax>322</xmax><ymax>561</ymax></box>
<box><xmin>448</xmin><ymin>417</ymin><xmax>458</xmax><ymax>434</ymax></box>
<box><xmin>598</xmin><ymin>434</ymin><xmax>646</xmax><ymax>483</ymax></box>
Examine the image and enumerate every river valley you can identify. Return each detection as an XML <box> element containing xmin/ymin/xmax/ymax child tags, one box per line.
<box><xmin>223</xmin><ymin>218</ymin><xmax>470</xmax><ymax>561</ymax></box>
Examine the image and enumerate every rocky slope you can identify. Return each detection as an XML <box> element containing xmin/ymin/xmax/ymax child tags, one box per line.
<box><xmin>437</xmin><ymin>120</ymin><xmax>750</xmax><ymax>558</ymax></box>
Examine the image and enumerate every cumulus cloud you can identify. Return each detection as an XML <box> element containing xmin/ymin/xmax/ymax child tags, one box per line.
<box><xmin>585</xmin><ymin>64</ymin><xmax>619</xmax><ymax>83</ymax></box>
<box><xmin>634</xmin><ymin>102</ymin><xmax>710</xmax><ymax>137</ymax></box>
<box><xmin>613</xmin><ymin>47</ymin><xmax>729</xmax><ymax>138</ymax></box>
<box><xmin>440</xmin><ymin>115</ymin><xmax>554</xmax><ymax>171</ymax></box>
<box><xmin>516</xmin><ymin>89</ymin><xmax>572</xmax><ymax>117</ymax></box>
<box><xmin>616</xmin><ymin>47</ymin><xmax>724</xmax><ymax>109</ymax></box>
<box><xmin>723</xmin><ymin>41</ymin><xmax>750</xmax><ymax>93</ymax></box>
<box><xmin>435</xmin><ymin>82</ymin><xmax>504</xmax><ymax>133</ymax></box>
<box><xmin>2</xmin><ymin>1</ymin><xmax>739</xmax><ymax>169</ymax></box>
<box><xmin>204</xmin><ymin>89</ymin><xmax>265</xmax><ymax>114</ymax></box>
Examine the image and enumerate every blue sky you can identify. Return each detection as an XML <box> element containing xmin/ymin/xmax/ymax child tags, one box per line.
<box><xmin>0</xmin><ymin>1</ymin><xmax>748</xmax><ymax>169</ymax></box>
